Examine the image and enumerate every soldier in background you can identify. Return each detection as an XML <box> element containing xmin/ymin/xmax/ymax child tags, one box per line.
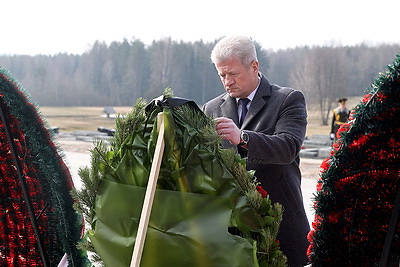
<box><xmin>330</xmin><ymin>98</ymin><xmax>350</xmax><ymax>141</ymax></box>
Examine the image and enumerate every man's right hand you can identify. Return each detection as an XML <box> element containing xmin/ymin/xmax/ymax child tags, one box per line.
<box><xmin>214</xmin><ymin>117</ymin><xmax>241</xmax><ymax>145</ymax></box>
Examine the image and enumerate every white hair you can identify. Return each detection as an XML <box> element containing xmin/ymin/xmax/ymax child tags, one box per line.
<box><xmin>210</xmin><ymin>35</ymin><xmax>258</xmax><ymax>66</ymax></box>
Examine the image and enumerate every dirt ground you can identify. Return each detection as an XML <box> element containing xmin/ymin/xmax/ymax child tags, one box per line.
<box><xmin>300</xmin><ymin>158</ymin><xmax>322</xmax><ymax>180</ymax></box>
<box><xmin>56</xmin><ymin>139</ymin><xmax>94</xmax><ymax>154</ymax></box>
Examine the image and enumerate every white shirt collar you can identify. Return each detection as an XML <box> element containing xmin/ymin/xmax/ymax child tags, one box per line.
<box><xmin>236</xmin><ymin>76</ymin><xmax>260</xmax><ymax>103</ymax></box>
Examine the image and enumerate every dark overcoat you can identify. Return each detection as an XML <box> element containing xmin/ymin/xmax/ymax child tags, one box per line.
<box><xmin>202</xmin><ymin>74</ymin><xmax>310</xmax><ymax>266</ymax></box>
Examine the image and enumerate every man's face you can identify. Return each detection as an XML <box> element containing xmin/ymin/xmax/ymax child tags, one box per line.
<box><xmin>215</xmin><ymin>58</ymin><xmax>259</xmax><ymax>99</ymax></box>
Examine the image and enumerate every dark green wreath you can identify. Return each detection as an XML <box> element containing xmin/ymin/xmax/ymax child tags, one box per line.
<box><xmin>308</xmin><ymin>55</ymin><xmax>400</xmax><ymax>266</ymax></box>
<box><xmin>73</xmin><ymin>90</ymin><xmax>287</xmax><ymax>266</ymax></box>
<box><xmin>0</xmin><ymin>66</ymin><xmax>87</xmax><ymax>266</ymax></box>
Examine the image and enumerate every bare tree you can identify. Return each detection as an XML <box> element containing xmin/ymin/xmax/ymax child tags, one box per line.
<box><xmin>148</xmin><ymin>38</ymin><xmax>177</xmax><ymax>98</ymax></box>
<box><xmin>291</xmin><ymin>47</ymin><xmax>348</xmax><ymax>125</ymax></box>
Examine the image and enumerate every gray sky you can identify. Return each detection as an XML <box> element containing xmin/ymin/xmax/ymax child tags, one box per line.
<box><xmin>2</xmin><ymin>0</ymin><xmax>399</xmax><ymax>55</ymax></box>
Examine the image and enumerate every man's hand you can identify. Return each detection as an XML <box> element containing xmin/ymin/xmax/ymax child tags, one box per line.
<box><xmin>214</xmin><ymin>117</ymin><xmax>241</xmax><ymax>145</ymax></box>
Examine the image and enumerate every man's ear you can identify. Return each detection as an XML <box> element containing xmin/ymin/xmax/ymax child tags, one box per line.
<box><xmin>252</xmin><ymin>61</ymin><xmax>259</xmax><ymax>73</ymax></box>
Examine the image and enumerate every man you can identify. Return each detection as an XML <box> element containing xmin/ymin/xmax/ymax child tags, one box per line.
<box><xmin>330</xmin><ymin>97</ymin><xmax>350</xmax><ymax>141</ymax></box>
<box><xmin>202</xmin><ymin>36</ymin><xmax>310</xmax><ymax>266</ymax></box>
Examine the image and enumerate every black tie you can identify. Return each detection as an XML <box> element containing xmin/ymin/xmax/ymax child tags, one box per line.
<box><xmin>238</xmin><ymin>98</ymin><xmax>250</xmax><ymax>127</ymax></box>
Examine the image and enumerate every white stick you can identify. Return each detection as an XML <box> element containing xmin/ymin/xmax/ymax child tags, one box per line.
<box><xmin>130</xmin><ymin>112</ymin><xmax>165</xmax><ymax>267</ymax></box>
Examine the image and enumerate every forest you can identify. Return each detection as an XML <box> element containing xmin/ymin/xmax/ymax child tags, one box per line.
<box><xmin>0</xmin><ymin>38</ymin><xmax>399</xmax><ymax>124</ymax></box>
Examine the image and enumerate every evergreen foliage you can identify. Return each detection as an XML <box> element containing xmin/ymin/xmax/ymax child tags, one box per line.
<box><xmin>308</xmin><ymin>55</ymin><xmax>400</xmax><ymax>266</ymax></box>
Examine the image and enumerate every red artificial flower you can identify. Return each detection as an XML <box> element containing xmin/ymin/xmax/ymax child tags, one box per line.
<box><xmin>256</xmin><ymin>185</ymin><xmax>268</xmax><ymax>198</ymax></box>
<box><xmin>389</xmin><ymin>137</ymin><xmax>400</xmax><ymax>147</ymax></box>
<box><xmin>328</xmin><ymin>212</ymin><xmax>340</xmax><ymax>223</ymax></box>
<box><xmin>332</xmin><ymin>141</ymin><xmax>341</xmax><ymax>153</ymax></box>
<box><xmin>320</xmin><ymin>158</ymin><xmax>330</xmax><ymax>173</ymax></box>
<box><xmin>362</xmin><ymin>94</ymin><xmax>371</xmax><ymax>103</ymax></box>
<box><xmin>375</xmin><ymin>92</ymin><xmax>387</xmax><ymax>102</ymax></box>
<box><xmin>316</xmin><ymin>181</ymin><xmax>323</xmax><ymax>192</ymax></box>
<box><xmin>312</xmin><ymin>214</ymin><xmax>323</xmax><ymax>230</ymax></box>
<box><xmin>348</xmin><ymin>134</ymin><xmax>373</xmax><ymax>149</ymax></box>
<box><xmin>307</xmin><ymin>230</ymin><xmax>315</xmax><ymax>242</ymax></box>
<box><xmin>348</xmin><ymin>110</ymin><xmax>356</xmax><ymax>121</ymax></box>
<box><xmin>336</xmin><ymin>123</ymin><xmax>351</xmax><ymax>139</ymax></box>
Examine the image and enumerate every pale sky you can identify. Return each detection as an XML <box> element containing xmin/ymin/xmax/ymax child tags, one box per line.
<box><xmin>2</xmin><ymin>0</ymin><xmax>399</xmax><ymax>56</ymax></box>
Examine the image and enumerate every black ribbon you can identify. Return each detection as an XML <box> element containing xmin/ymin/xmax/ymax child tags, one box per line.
<box><xmin>145</xmin><ymin>95</ymin><xmax>201</xmax><ymax>113</ymax></box>
<box><xmin>143</xmin><ymin>95</ymin><xmax>205</xmax><ymax>136</ymax></box>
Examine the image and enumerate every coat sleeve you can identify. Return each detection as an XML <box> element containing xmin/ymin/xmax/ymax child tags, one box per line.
<box><xmin>246</xmin><ymin>90</ymin><xmax>307</xmax><ymax>165</ymax></box>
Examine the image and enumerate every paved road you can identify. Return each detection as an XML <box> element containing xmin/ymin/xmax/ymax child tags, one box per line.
<box><xmin>64</xmin><ymin>152</ymin><xmax>90</xmax><ymax>190</ymax></box>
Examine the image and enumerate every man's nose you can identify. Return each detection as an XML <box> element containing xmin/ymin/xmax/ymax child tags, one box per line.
<box><xmin>224</xmin><ymin>75</ymin><xmax>234</xmax><ymax>87</ymax></box>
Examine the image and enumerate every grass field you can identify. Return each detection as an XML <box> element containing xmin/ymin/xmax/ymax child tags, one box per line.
<box><xmin>40</xmin><ymin>106</ymin><xmax>133</xmax><ymax>132</ymax></box>
<box><xmin>40</xmin><ymin>98</ymin><xmax>361</xmax><ymax>138</ymax></box>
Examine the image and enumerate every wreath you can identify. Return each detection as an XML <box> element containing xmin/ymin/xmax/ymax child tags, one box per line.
<box><xmin>308</xmin><ymin>55</ymin><xmax>400</xmax><ymax>266</ymax></box>
<box><xmin>73</xmin><ymin>90</ymin><xmax>287</xmax><ymax>266</ymax></box>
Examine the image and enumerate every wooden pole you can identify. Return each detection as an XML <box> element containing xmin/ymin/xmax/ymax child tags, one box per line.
<box><xmin>130</xmin><ymin>112</ymin><xmax>165</xmax><ymax>267</ymax></box>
